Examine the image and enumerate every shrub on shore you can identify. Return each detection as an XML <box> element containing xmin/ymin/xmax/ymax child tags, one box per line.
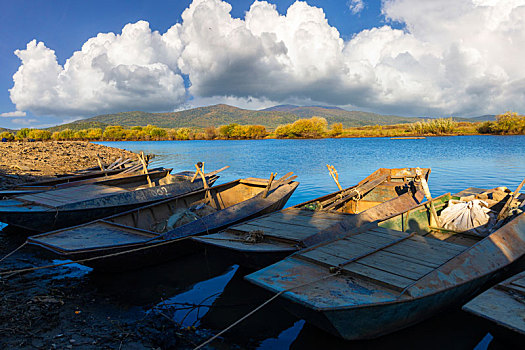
<box><xmin>408</xmin><ymin>118</ymin><xmax>458</xmax><ymax>135</ymax></box>
<box><xmin>0</xmin><ymin>131</ymin><xmax>15</xmax><ymax>141</ymax></box>
<box><xmin>275</xmin><ymin>116</ymin><xmax>327</xmax><ymax>138</ymax></box>
<box><xmin>478</xmin><ymin>112</ymin><xmax>525</xmax><ymax>135</ymax></box>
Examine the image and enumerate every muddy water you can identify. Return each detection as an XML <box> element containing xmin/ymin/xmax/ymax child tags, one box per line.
<box><xmin>2</xmin><ymin>136</ymin><xmax>525</xmax><ymax>349</ymax></box>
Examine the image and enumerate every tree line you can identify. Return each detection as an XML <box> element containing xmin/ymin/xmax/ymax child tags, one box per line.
<box><xmin>1</xmin><ymin>113</ymin><xmax>524</xmax><ymax>142</ymax></box>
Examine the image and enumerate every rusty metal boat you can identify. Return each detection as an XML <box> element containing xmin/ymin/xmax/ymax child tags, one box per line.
<box><xmin>193</xmin><ymin>168</ymin><xmax>430</xmax><ymax>269</ymax></box>
<box><xmin>0</xmin><ymin>167</ymin><xmax>225</xmax><ymax>232</ymax></box>
<box><xmin>27</xmin><ymin>174</ymin><xmax>299</xmax><ymax>271</ymax></box>
<box><xmin>245</xmin><ymin>188</ymin><xmax>525</xmax><ymax>340</ymax></box>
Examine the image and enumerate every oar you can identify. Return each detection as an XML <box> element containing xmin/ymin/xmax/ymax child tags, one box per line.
<box><xmin>497</xmin><ymin>177</ymin><xmax>525</xmax><ymax>220</ymax></box>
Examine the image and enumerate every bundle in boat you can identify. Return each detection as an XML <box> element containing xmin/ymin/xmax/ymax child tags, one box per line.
<box><xmin>0</xmin><ymin>166</ymin><xmax>227</xmax><ymax>232</ymax></box>
<box><xmin>193</xmin><ymin>167</ymin><xmax>430</xmax><ymax>269</ymax></box>
<box><xmin>245</xmin><ymin>187</ymin><xmax>525</xmax><ymax>340</ymax></box>
<box><xmin>26</xmin><ymin>173</ymin><xmax>299</xmax><ymax>272</ymax></box>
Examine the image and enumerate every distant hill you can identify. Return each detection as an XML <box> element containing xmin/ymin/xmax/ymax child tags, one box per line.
<box><xmin>0</xmin><ymin>127</ymin><xmax>13</xmax><ymax>133</ymax></box>
<box><xmin>47</xmin><ymin>104</ymin><xmax>433</xmax><ymax>131</ymax></box>
<box><xmin>468</xmin><ymin>115</ymin><xmax>496</xmax><ymax>122</ymax></box>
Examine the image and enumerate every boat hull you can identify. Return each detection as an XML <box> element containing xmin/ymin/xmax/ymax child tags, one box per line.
<box><xmin>0</xmin><ymin>175</ymin><xmax>217</xmax><ymax>232</ymax></box>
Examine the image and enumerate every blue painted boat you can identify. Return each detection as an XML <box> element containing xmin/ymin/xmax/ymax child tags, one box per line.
<box><xmin>463</xmin><ymin>269</ymin><xmax>525</xmax><ymax>336</ymax></box>
<box><xmin>245</xmin><ymin>189</ymin><xmax>525</xmax><ymax>340</ymax></box>
<box><xmin>0</xmin><ymin>168</ymin><xmax>222</xmax><ymax>232</ymax></box>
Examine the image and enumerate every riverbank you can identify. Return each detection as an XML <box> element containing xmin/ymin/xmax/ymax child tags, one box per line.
<box><xmin>0</xmin><ymin>141</ymin><xmax>136</xmax><ymax>189</ymax></box>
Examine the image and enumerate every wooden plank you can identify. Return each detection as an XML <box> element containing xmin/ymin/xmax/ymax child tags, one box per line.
<box><xmin>342</xmin><ymin>262</ymin><xmax>415</xmax><ymax>291</ymax></box>
<box><xmin>243</xmin><ymin>219</ymin><xmax>320</xmax><ymax>234</ymax></box>
<box><xmin>357</xmin><ymin>251</ymin><xmax>434</xmax><ymax>280</ymax></box>
<box><xmin>510</xmin><ymin>277</ymin><xmax>525</xmax><ymax>289</ymax></box>
<box><xmin>285</xmin><ymin>208</ymin><xmax>349</xmax><ymax>220</ymax></box>
<box><xmin>232</xmin><ymin>223</ymin><xmax>311</xmax><ymax>241</ymax></box>
<box><xmin>252</xmin><ymin>215</ymin><xmax>335</xmax><ymax>231</ymax></box>
<box><xmin>346</xmin><ymin>234</ymin><xmax>460</xmax><ymax>266</ymax></box>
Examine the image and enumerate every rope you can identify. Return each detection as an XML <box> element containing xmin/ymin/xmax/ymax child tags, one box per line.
<box><xmin>193</xmin><ymin>270</ymin><xmax>340</xmax><ymax>350</ymax></box>
<box><xmin>0</xmin><ymin>242</ymin><xmax>27</xmax><ymax>263</ymax></box>
<box><xmin>0</xmin><ymin>236</ymin><xmax>187</xmax><ymax>277</ymax></box>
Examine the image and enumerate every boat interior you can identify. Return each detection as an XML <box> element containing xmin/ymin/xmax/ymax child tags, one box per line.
<box><xmin>106</xmin><ymin>177</ymin><xmax>270</xmax><ymax>233</ymax></box>
<box><xmin>195</xmin><ymin>168</ymin><xmax>429</xmax><ymax>250</ymax></box>
<box><xmin>27</xmin><ymin>178</ymin><xmax>276</xmax><ymax>254</ymax></box>
<box><xmin>296</xmin><ymin>168</ymin><xmax>429</xmax><ymax>214</ymax></box>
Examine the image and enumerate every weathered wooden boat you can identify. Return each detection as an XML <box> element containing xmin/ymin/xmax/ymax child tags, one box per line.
<box><xmin>245</xmin><ymin>188</ymin><xmax>525</xmax><ymax>340</ymax></box>
<box><xmin>0</xmin><ymin>157</ymin><xmax>154</xmax><ymax>198</ymax></box>
<box><xmin>27</xmin><ymin>174</ymin><xmax>299</xmax><ymax>271</ymax></box>
<box><xmin>193</xmin><ymin>168</ymin><xmax>430</xmax><ymax>269</ymax></box>
<box><xmin>462</xmin><ymin>269</ymin><xmax>525</xmax><ymax>336</ymax></box>
<box><xmin>0</xmin><ymin>167</ymin><xmax>171</xmax><ymax>198</ymax></box>
<box><xmin>0</xmin><ymin>168</ymin><xmax>224</xmax><ymax>232</ymax></box>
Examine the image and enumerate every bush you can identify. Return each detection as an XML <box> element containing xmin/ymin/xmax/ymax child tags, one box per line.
<box><xmin>0</xmin><ymin>131</ymin><xmax>14</xmax><ymax>141</ymax></box>
<box><xmin>16</xmin><ymin>128</ymin><xmax>30</xmax><ymax>140</ymax></box>
<box><xmin>27</xmin><ymin>129</ymin><xmax>51</xmax><ymax>140</ymax></box>
<box><xmin>275</xmin><ymin>117</ymin><xmax>327</xmax><ymax>138</ymax></box>
<box><xmin>409</xmin><ymin>118</ymin><xmax>457</xmax><ymax>135</ymax></box>
<box><xmin>330</xmin><ymin>123</ymin><xmax>343</xmax><ymax>136</ymax></box>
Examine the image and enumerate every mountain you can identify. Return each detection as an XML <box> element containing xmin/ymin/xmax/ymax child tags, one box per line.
<box><xmin>46</xmin><ymin>104</ymin><xmax>430</xmax><ymax>131</ymax></box>
<box><xmin>468</xmin><ymin>115</ymin><xmax>496</xmax><ymax>122</ymax></box>
<box><xmin>0</xmin><ymin>127</ymin><xmax>13</xmax><ymax>133</ymax></box>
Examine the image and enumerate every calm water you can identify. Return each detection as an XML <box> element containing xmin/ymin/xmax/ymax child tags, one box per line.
<box><xmin>99</xmin><ymin>135</ymin><xmax>525</xmax><ymax>207</ymax></box>
<box><xmin>2</xmin><ymin>136</ymin><xmax>523</xmax><ymax>349</ymax></box>
<box><xmin>96</xmin><ymin>136</ymin><xmax>524</xmax><ymax>348</ymax></box>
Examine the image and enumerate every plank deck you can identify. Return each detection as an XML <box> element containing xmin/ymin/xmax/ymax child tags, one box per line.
<box><xmin>18</xmin><ymin>185</ymin><xmax>129</xmax><ymax>207</ymax></box>
<box><xmin>297</xmin><ymin>228</ymin><xmax>466</xmax><ymax>291</ymax></box>
<box><xmin>29</xmin><ymin>222</ymin><xmax>155</xmax><ymax>252</ymax></box>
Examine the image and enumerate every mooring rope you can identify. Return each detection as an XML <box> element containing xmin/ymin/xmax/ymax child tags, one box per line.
<box><xmin>0</xmin><ymin>242</ymin><xmax>27</xmax><ymax>263</ymax></box>
<box><xmin>193</xmin><ymin>270</ymin><xmax>340</xmax><ymax>350</ymax></box>
<box><xmin>0</xmin><ymin>236</ymin><xmax>188</xmax><ymax>277</ymax></box>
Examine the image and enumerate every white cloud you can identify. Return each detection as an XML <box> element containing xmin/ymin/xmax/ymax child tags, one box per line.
<box><xmin>11</xmin><ymin>118</ymin><xmax>38</xmax><ymax>126</ymax></box>
<box><xmin>0</xmin><ymin>110</ymin><xmax>26</xmax><ymax>117</ymax></box>
<box><xmin>10</xmin><ymin>21</ymin><xmax>186</xmax><ymax>117</ymax></box>
<box><xmin>347</xmin><ymin>0</ymin><xmax>365</xmax><ymax>14</ymax></box>
<box><xmin>9</xmin><ymin>0</ymin><xmax>525</xmax><ymax>118</ymax></box>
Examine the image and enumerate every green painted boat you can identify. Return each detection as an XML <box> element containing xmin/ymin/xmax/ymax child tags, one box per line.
<box><xmin>245</xmin><ymin>188</ymin><xmax>525</xmax><ymax>340</ymax></box>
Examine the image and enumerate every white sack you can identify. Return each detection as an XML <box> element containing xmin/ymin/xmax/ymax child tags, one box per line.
<box><xmin>439</xmin><ymin>200</ymin><xmax>495</xmax><ymax>236</ymax></box>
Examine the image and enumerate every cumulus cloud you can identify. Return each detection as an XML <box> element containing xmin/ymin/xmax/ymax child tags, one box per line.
<box><xmin>347</xmin><ymin>0</ymin><xmax>365</xmax><ymax>14</ymax></box>
<box><xmin>9</xmin><ymin>0</ymin><xmax>525</xmax><ymax>118</ymax></box>
<box><xmin>10</xmin><ymin>21</ymin><xmax>186</xmax><ymax>117</ymax></box>
<box><xmin>0</xmin><ymin>110</ymin><xmax>26</xmax><ymax>117</ymax></box>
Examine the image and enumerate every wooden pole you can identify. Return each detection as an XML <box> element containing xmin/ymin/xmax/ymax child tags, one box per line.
<box><xmin>195</xmin><ymin>163</ymin><xmax>211</xmax><ymax>202</ymax></box>
<box><xmin>416</xmin><ymin>168</ymin><xmax>441</xmax><ymax>227</ymax></box>
<box><xmin>138</xmin><ymin>152</ymin><xmax>153</xmax><ymax>187</ymax></box>
<box><xmin>327</xmin><ymin>165</ymin><xmax>343</xmax><ymax>191</ymax></box>
<box><xmin>96</xmin><ymin>154</ymin><xmax>105</xmax><ymax>172</ymax></box>
<box><xmin>497</xmin><ymin>177</ymin><xmax>525</xmax><ymax>220</ymax></box>
<box><xmin>262</xmin><ymin>172</ymin><xmax>276</xmax><ymax>198</ymax></box>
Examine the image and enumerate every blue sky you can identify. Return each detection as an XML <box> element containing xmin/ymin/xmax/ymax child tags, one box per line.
<box><xmin>1</xmin><ymin>0</ymin><xmax>524</xmax><ymax>129</ymax></box>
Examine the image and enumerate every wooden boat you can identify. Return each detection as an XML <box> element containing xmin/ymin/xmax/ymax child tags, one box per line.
<box><xmin>193</xmin><ymin>168</ymin><xmax>430</xmax><ymax>269</ymax></box>
<box><xmin>462</xmin><ymin>269</ymin><xmax>525</xmax><ymax>336</ymax></box>
<box><xmin>245</xmin><ymin>188</ymin><xmax>525</xmax><ymax>340</ymax></box>
<box><xmin>0</xmin><ymin>167</ymin><xmax>171</xmax><ymax>198</ymax></box>
<box><xmin>0</xmin><ymin>168</ymin><xmax>223</xmax><ymax>232</ymax></box>
<box><xmin>0</xmin><ymin>157</ymin><xmax>154</xmax><ymax>198</ymax></box>
<box><xmin>27</xmin><ymin>174</ymin><xmax>299</xmax><ymax>271</ymax></box>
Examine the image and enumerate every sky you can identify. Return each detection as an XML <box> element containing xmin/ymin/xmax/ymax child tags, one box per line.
<box><xmin>1</xmin><ymin>0</ymin><xmax>525</xmax><ymax>129</ymax></box>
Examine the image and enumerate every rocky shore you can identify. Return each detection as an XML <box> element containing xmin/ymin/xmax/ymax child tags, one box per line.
<box><xmin>0</xmin><ymin>141</ymin><xmax>136</xmax><ymax>189</ymax></box>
